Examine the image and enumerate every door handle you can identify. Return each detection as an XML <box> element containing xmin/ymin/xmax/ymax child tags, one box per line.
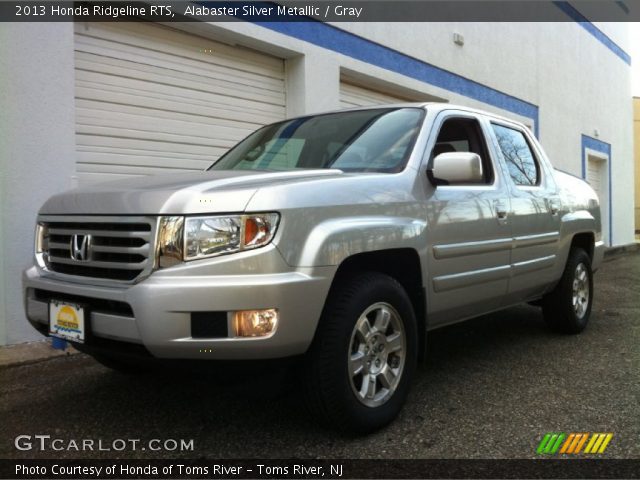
<box><xmin>549</xmin><ymin>198</ymin><xmax>561</xmax><ymax>216</ymax></box>
<box><xmin>495</xmin><ymin>200</ymin><xmax>508</xmax><ymax>220</ymax></box>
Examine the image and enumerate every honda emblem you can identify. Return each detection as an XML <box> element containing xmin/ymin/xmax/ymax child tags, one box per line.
<box><xmin>70</xmin><ymin>234</ymin><xmax>92</xmax><ymax>262</ymax></box>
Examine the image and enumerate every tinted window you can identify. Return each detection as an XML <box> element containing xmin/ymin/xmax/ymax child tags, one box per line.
<box><xmin>209</xmin><ymin>108</ymin><xmax>424</xmax><ymax>173</ymax></box>
<box><xmin>492</xmin><ymin>124</ymin><xmax>539</xmax><ymax>186</ymax></box>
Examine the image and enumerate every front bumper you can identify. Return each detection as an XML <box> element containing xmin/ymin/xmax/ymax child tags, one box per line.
<box><xmin>23</xmin><ymin>246</ymin><xmax>335</xmax><ymax>360</ymax></box>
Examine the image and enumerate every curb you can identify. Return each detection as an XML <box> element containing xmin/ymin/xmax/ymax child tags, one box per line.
<box><xmin>0</xmin><ymin>339</ymin><xmax>79</xmax><ymax>369</ymax></box>
<box><xmin>604</xmin><ymin>242</ymin><xmax>640</xmax><ymax>260</ymax></box>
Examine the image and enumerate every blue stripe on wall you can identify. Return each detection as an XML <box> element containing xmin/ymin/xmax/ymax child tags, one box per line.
<box><xmin>199</xmin><ymin>3</ymin><xmax>629</xmax><ymax>141</ymax></box>
<box><xmin>258</xmin><ymin>21</ymin><xmax>540</xmax><ymax>135</ymax></box>
<box><xmin>553</xmin><ymin>1</ymin><xmax>631</xmax><ymax>65</ymax></box>
<box><xmin>581</xmin><ymin>135</ymin><xmax>612</xmax><ymax>246</ymax></box>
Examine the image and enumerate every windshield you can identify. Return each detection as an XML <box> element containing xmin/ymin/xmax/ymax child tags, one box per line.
<box><xmin>208</xmin><ymin>108</ymin><xmax>424</xmax><ymax>173</ymax></box>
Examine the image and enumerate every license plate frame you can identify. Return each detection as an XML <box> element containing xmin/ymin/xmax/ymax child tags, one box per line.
<box><xmin>49</xmin><ymin>300</ymin><xmax>86</xmax><ymax>344</ymax></box>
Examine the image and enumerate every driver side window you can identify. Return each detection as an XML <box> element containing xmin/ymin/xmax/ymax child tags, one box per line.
<box><xmin>430</xmin><ymin>117</ymin><xmax>494</xmax><ymax>184</ymax></box>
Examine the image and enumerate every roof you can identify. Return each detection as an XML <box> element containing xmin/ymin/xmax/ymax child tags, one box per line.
<box><xmin>290</xmin><ymin>102</ymin><xmax>529</xmax><ymax>130</ymax></box>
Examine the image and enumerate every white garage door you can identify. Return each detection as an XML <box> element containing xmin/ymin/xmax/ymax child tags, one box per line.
<box><xmin>587</xmin><ymin>155</ymin><xmax>609</xmax><ymax>244</ymax></box>
<box><xmin>74</xmin><ymin>23</ymin><xmax>286</xmax><ymax>184</ymax></box>
<box><xmin>587</xmin><ymin>157</ymin><xmax>605</xmax><ymax>199</ymax></box>
<box><xmin>340</xmin><ymin>82</ymin><xmax>415</xmax><ymax>109</ymax></box>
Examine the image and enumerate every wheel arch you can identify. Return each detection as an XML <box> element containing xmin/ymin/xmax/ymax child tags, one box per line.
<box><xmin>544</xmin><ymin>230</ymin><xmax>596</xmax><ymax>297</ymax></box>
<box><xmin>570</xmin><ymin>231</ymin><xmax>595</xmax><ymax>261</ymax></box>
<box><xmin>318</xmin><ymin>248</ymin><xmax>427</xmax><ymax>361</ymax></box>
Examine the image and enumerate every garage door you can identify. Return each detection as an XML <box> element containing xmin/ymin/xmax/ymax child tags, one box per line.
<box><xmin>75</xmin><ymin>23</ymin><xmax>286</xmax><ymax>184</ymax></box>
<box><xmin>587</xmin><ymin>155</ymin><xmax>609</xmax><ymax>244</ymax></box>
<box><xmin>340</xmin><ymin>82</ymin><xmax>415</xmax><ymax>109</ymax></box>
<box><xmin>587</xmin><ymin>157</ymin><xmax>605</xmax><ymax>199</ymax></box>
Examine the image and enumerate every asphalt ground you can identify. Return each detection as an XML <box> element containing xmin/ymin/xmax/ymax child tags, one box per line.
<box><xmin>1</xmin><ymin>252</ymin><xmax>638</xmax><ymax>460</ymax></box>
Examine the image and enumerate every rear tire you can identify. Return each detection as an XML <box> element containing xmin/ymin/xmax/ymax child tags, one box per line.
<box><xmin>303</xmin><ymin>272</ymin><xmax>418</xmax><ymax>434</ymax></box>
<box><xmin>542</xmin><ymin>248</ymin><xmax>593</xmax><ymax>334</ymax></box>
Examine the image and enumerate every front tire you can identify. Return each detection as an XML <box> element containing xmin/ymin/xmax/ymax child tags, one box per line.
<box><xmin>303</xmin><ymin>272</ymin><xmax>418</xmax><ymax>434</ymax></box>
<box><xmin>542</xmin><ymin>248</ymin><xmax>593</xmax><ymax>334</ymax></box>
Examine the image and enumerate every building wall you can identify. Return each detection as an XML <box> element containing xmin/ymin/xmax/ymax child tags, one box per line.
<box><xmin>210</xmin><ymin>19</ymin><xmax>633</xmax><ymax>245</ymax></box>
<box><xmin>0</xmin><ymin>23</ymin><xmax>77</xmax><ymax>345</ymax></box>
<box><xmin>593</xmin><ymin>22</ymin><xmax>630</xmax><ymax>48</ymax></box>
<box><xmin>634</xmin><ymin>98</ymin><xmax>640</xmax><ymax>233</ymax></box>
<box><xmin>1</xmin><ymin>17</ymin><xmax>633</xmax><ymax>345</ymax></box>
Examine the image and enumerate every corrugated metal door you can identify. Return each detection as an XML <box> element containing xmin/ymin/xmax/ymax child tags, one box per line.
<box><xmin>587</xmin><ymin>155</ymin><xmax>608</xmax><ymax>245</ymax></box>
<box><xmin>74</xmin><ymin>23</ymin><xmax>286</xmax><ymax>184</ymax></box>
<box><xmin>587</xmin><ymin>158</ymin><xmax>604</xmax><ymax>199</ymax></box>
<box><xmin>340</xmin><ymin>82</ymin><xmax>413</xmax><ymax>109</ymax></box>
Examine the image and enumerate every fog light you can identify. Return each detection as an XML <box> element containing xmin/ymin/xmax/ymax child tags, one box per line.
<box><xmin>233</xmin><ymin>309</ymin><xmax>278</xmax><ymax>337</ymax></box>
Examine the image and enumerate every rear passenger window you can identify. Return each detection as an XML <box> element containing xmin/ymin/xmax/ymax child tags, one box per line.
<box><xmin>492</xmin><ymin>124</ymin><xmax>540</xmax><ymax>186</ymax></box>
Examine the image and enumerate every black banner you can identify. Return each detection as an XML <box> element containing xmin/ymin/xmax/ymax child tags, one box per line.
<box><xmin>3</xmin><ymin>459</ymin><xmax>640</xmax><ymax>479</ymax></box>
<box><xmin>1</xmin><ymin>1</ymin><xmax>638</xmax><ymax>22</ymax></box>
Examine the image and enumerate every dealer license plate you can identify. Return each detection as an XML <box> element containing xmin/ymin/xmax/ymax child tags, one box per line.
<box><xmin>49</xmin><ymin>301</ymin><xmax>85</xmax><ymax>343</ymax></box>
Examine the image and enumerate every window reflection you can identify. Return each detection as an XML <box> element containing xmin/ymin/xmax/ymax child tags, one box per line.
<box><xmin>492</xmin><ymin>124</ymin><xmax>539</xmax><ymax>186</ymax></box>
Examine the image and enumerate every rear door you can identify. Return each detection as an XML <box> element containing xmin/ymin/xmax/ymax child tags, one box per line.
<box><xmin>423</xmin><ymin>110</ymin><xmax>513</xmax><ymax>327</ymax></box>
<box><xmin>487</xmin><ymin>121</ymin><xmax>562</xmax><ymax>304</ymax></box>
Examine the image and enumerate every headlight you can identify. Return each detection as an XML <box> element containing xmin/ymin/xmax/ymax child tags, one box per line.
<box><xmin>185</xmin><ymin>213</ymin><xmax>279</xmax><ymax>260</ymax></box>
<box><xmin>35</xmin><ymin>223</ymin><xmax>48</xmax><ymax>254</ymax></box>
<box><xmin>156</xmin><ymin>216</ymin><xmax>185</xmax><ymax>268</ymax></box>
<box><xmin>156</xmin><ymin>213</ymin><xmax>279</xmax><ymax>266</ymax></box>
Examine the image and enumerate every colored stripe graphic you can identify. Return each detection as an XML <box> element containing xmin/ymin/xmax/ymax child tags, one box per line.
<box><xmin>559</xmin><ymin>434</ymin><xmax>575</xmax><ymax>454</ymax></box>
<box><xmin>574</xmin><ymin>433</ymin><xmax>589</xmax><ymax>454</ymax></box>
<box><xmin>584</xmin><ymin>433</ymin><xmax>598</xmax><ymax>453</ymax></box>
<box><xmin>536</xmin><ymin>433</ymin><xmax>565</xmax><ymax>454</ymax></box>
<box><xmin>536</xmin><ymin>434</ymin><xmax>552</xmax><ymax>454</ymax></box>
<box><xmin>598</xmin><ymin>434</ymin><xmax>614</xmax><ymax>453</ymax></box>
<box><xmin>560</xmin><ymin>433</ymin><xmax>588</xmax><ymax>454</ymax></box>
<box><xmin>585</xmin><ymin>433</ymin><xmax>614</xmax><ymax>454</ymax></box>
<box><xmin>538</xmin><ymin>433</ymin><xmax>613</xmax><ymax>455</ymax></box>
<box><xmin>550</xmin><ymin>434</ymin><xmax>565</xmax><ymax>454</ymax></box>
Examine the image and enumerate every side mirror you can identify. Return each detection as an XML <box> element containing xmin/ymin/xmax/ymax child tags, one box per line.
<box><xmin>427</xmin><ymin>152</ymin><xmax>483</xmax><ymax>186</ymax></box>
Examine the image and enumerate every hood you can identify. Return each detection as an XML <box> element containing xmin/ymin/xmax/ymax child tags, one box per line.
<box><xmin>40</xmin><ymin>169</ymin><xmax>343</xmax><ymax>215</ymax></box>
<box><xmin>554</xmin><ymin>168</ymin><xmax>599</xmax><ymax>205</ymax></box>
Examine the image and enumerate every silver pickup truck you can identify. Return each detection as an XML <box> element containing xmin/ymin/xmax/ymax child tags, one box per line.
<box><xmin>24</xmin><ymin>104</ymin><xmax>604</xmax><ymax>432</ymax></box>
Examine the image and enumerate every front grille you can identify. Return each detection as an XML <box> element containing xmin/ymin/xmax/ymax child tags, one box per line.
<box><xmin>40</xmin><ymin>216</ymin><xmax>156</xmax><ymax>282</ymax></box>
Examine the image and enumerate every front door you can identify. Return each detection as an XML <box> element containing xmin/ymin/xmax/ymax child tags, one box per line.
<box><xmin>424</xmin><ymin>112</ymin><xmax>513</xmax><ymax>327</ymax></box>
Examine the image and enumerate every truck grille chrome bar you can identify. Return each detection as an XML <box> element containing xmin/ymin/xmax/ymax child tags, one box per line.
<box><xmin>39</xmin><ymin>216</ymin><xmax>157</xmax><ymax>282</ymax></box>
